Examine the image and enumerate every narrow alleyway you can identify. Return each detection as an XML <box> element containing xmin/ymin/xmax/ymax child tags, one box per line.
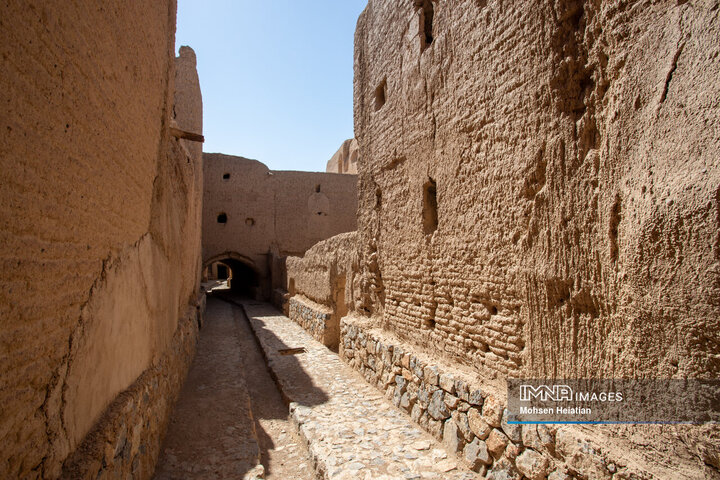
<box><xmin>154</xmin><ymin>295</ymin><xmax>313</xmax><ymax>479</ymax></box>
<box><xmin>155</xmin><ymin>292</ymin><xmax>477</xmax><ymax>479</ymax></box>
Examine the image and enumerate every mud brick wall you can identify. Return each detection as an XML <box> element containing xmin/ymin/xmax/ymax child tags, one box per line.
<box><xmin>352</xmin><ymin>1</ymin><xmax>720</xmax><ymax>475</ymax></box>
<box><xmin>0</xmin><ymin>1</ymin><xmax>205</xmax><ymax>477</ymax></box>
<box><xmin>354</xmin><ymin>0</ymin><xmax>720</xmax><ymax>380</ymax></box>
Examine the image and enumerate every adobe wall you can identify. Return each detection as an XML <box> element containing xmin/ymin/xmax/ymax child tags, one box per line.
<box><xmin>0</xmin><ymin>2</ymin><xmax>204</xmax><ymax>478</ymax></box>
<box><xmin>285</xmin><ymin>232</ymin><xmax>359</xmax><ymax>348</ymax></box>
<box><xmin>300</xmin><ymin>0</ymin><xmax>718</xmax><ymax>477</ymax></box>
<box><xmin>355</xmin><ymin>0</ymin><xmax>720</xmax><ymax>382</ymax></box>
<box><xmin>326</xmin><ymin>138</ymin><xmax>360</xmax><ymax>174</ymax></box>
<box><xmin>203</xmin><ymin>153</ymin><xmax>358</xmax><ymax>298</ymax></box>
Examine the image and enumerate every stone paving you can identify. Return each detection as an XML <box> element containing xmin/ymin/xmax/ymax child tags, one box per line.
<box><xmin>154</xmin><ymin>298</ymin><xmax>264</xmax><ymax>480</ymax></box>
<box><xmin>242</xmin><ymin>301</ymin><xmax>479</xmax><ymax>480</ymax></box>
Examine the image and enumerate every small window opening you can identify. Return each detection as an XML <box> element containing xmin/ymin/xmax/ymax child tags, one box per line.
<box><xmin>217</xmin><ymin>213</ymin><xmax>227</xmax><ymax>224</ymax></box>
<box><xmin>222</xmin><ymin>173</ymin><xmax>230</xmax><ymax>180</ymax></box>
<box><xmin>419</xmin><ymin>0</ymin><xmax>434</xmax><ymax>51</ymax></box>
<box><xmin>315</xmin><ymin>184</ymin><xmax>321</xmax><ymax>193</ymax></box>
<box><xmin>374</xmin><ymin>79</ymin><xmax>387</xmax><ymax>111</ymax></box>
<box><xmin>422</xmin><ymin>178</ymin><xmax>438</xmax><ymax>234</ymax></box>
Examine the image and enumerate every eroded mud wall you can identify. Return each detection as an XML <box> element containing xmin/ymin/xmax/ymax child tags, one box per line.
<box><xmin>354</xmin><ymin>0</ymin><xmax>720</xmax><ymax>382</ymax></box>
<box><xmin>0</xmin><ymin>2</ymin><xmax>204</xmax><ymax>478</ymax></box>
<box><xmin>350</xmin><ymin>0</ymin><xmax>720</xmax><ymax>476</ymax></box>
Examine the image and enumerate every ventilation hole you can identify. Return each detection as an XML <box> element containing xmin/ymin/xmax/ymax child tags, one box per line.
<box><xmin>245</xmin><ymin>217</ymin><xmax>255</xmax><ymax>226</ymax></box>
<box><xmin>374</xmin><ymin>79</ymin><xmax>387</xmax><ymax>111</ymax></box>
<box><xmin>424</xmin><ymin>317</ymin><xmax>436</xmax><ymax>329</ymax></box>
<box><xmin>419</xmin><ymin>0</ymin><xmax>434</xmax><ymax>51</ymax></box>
<box><xmin>422</xmin><ymin>177</ymin><xmax>438</xmax><ymax>234</ymax></box>
<box><xmin>222</xmin><ymin>173</ymin><xmax>230</xmax><ymax>180</ymax></box>
<box><xmin>489</xmin><ymin>305</ymin><xmax>498</xmax><ymax>315</ymax></box>
<box><xmin>315</xmin><ymin>184</ymin><xmax>321</xmax><ymax>193</ymax></box>
<box><xmin>217</xmin><ymin>213</ymin><xmax>227</xmax><ymax>224</ymax></box>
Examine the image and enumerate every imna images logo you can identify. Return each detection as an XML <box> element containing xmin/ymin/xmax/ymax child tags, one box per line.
<box><xmin>519</xmin><ymin>384</ymin><xmax>573</xmax><ymax>402</ymax></box>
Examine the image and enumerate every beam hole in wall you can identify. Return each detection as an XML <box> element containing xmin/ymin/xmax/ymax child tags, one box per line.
<box><xmin>222</xmin><ymin>173</ymin><xmax>230</xmax><ymax>180</ymax></box>
<box><xmin>374</xmin><ymin>78</ymin><xmax>387</xmax><ymax>111</ymax></box>
<box><xmin>245</xmin><ymin>217</ymin><xmax>255</xmax><ymax>226</ymax></box>
<box><xmin>315</xmin><ymin>184</ymin><xmax>321</xmax><ymax>193</ymax></box>
<box><xmin>417</xmin><ymin>0</ymin><xmax>434</xmax><ymax>52</ymax></box>
<box><xmin>217</xmin><ymin>212</ymin><xmax>227</xmax><ymax>224</ymax></box>
<box><xmin>422</xmin><ymin>178</ymin><xmax>438</xmax><ymax>234</ymax></box>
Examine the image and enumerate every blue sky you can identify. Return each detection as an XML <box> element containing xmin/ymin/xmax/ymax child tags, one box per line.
<box><xmin>176</xmin><ymin>0</ymin><xmax>368</xmax><ymax>172</ymax></box>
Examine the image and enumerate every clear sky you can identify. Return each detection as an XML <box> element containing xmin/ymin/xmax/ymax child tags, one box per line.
<box><xmin>175</xmin><ymin>0</ymin><xmax>368</xmax><ymax>172</ymax></box>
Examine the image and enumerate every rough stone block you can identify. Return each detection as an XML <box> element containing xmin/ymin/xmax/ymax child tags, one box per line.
<box><xmin>481</xmin><ymin>395</ymin><xmax>503</xmax><ymax>427</ymax></box>
<box><xmin>486</xmin><ymin>428</ymin><xmax>509</xmax><ymax>459</ymax></box>
<box><xmin>443</xmin><ymin>419</ymin><xmax>465</xmax><ymax>453</ymax></box>
<box><xmin>547</xmin><ymin>471</ymin><xmax>572</xmax><ymax>480</ymax></box>
<box><xmin>451</xmin><ymin>411</ymin><xmax>474</xmax><ymax>442</ymax></box>
<box><xmin>444</xmin><ymin>393</ymin><xmax>460</xmax><ymax>410</ymax></box>
<box><xmin>467</xmin><ymin>407</ymin><xmax>492</xmax><ymax>440</ymax></box>
<box><xmin>428</xmin><ymin>389</ymin><xmax>450</xmax><ymax>420</ymax></box>
<box><xmin>463</xmin><ymin>438</ymin><xmax>492</xmax><ymax>471</ymax></box>
<box><xmin>439</xmin><ymin>373</ymin><xmax>456</xmax><ymax>394</ymax></box>
<box><xmin>423</xmin><ymin>366</ymin><xmax>439</xmax><ymax>386</ymax></box>
<box><xmin>515</xmin><ymin>449</ymin><xmax>549</xmax><ymax>480</ymax></box>
<box><xmin>486</xmin><ymin>457</ymin><xmax>522</xmax><ymax>480</ymax></box>
<box><xmin>500</xmin><ymin>409</ymin><xmax>521</xmax><ymax>443</ymax></box>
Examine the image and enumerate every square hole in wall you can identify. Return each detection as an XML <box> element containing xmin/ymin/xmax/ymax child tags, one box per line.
<box><xmin>217</xmin><ymin>213</ymin><xmax>227</xmax><ymax>224</ymax></box>
<box><xmin>223</xmin><ymin>173</ymin><xmax>230</xmax><ymax>180</ymax></box>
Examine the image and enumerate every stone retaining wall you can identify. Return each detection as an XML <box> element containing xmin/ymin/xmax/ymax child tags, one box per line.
<box><xmin>288</xmin><ymin>295</ymin><xmax>336</xmax><ymax>348</ymax></box>
<box><xmin>62</xmin><ymin>300</ymin><xmax>203</xmax><ymax>479</ymax></box>
<box><xmin>340</xmin><ymin>315</ymin><xmax>675</xmax><ymax>480</ymax></box>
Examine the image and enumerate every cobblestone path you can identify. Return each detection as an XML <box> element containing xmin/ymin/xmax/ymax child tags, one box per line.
<box><xmin>154</xmin><ymin>297</ymin><xmax>313</xmax><ymax>480</ymax></box>
<box><xmin>242</xmin><ymin>301</ymin><xmax>478</xmax><ymax>480</ymax></box>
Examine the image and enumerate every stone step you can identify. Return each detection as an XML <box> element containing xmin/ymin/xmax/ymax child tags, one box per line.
<box><xmin>241</xmin><ymin>301</ymin><xmax>479</xmax><ymax>480</ymax></box>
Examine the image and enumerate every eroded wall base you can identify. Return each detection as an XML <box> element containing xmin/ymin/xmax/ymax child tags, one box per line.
<box><xmin>62</xmin><ymin>297</ymin><xmax>204</xmax><ymax>479</ymax></box>
<box><xmin>340</xmin><ymin>315</ymin><xmax>718</xmax><ymax>480</ymax></box>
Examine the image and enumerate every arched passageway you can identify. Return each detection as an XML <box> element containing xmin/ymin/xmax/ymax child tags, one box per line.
<box><xmin>204</xmin><ymin>253</ymin><xmax>260</xmax><ymax>298</ymax></box>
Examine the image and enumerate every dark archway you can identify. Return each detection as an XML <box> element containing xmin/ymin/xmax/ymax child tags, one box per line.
<box><xmin>203</xmin><ymin>252</ymin><xmax>260</xmax><ymax>299</ymax></box>
<box><xmin>221</xmin><ymin>258</ymin><xmax>258</xmax><ymax>297</ymax></box>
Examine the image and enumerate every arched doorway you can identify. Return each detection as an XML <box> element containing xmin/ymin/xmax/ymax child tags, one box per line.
<box><xmin>203</xmin><ymin>253</ymin><xmax>260</xmax><ymax>298</ymax></box>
